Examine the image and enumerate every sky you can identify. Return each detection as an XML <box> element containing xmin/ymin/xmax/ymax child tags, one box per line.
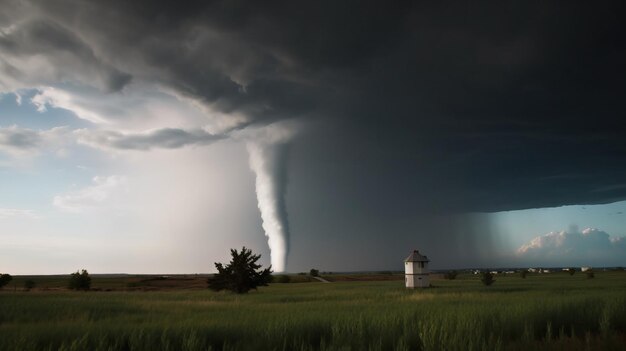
<box><xmin>1</xmin><ymin>1</ymin><xmax>625</xmax><ymax>274</ymax></box>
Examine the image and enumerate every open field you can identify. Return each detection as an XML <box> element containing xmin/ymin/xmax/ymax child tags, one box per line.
<box><xmin>1</xmin><ymin>272</ymin><xmax>626</xmax><ymax>350</ymax></box>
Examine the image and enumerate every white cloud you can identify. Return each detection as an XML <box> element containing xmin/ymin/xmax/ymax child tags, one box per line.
<box><xmin>516</xmin><ymin>227</ymin><xmax>626</xmax><ymax>266</ymax></box>
<box><xmin>610</xmin><ymin>236</ymin><xmax>626</xmax><ymax>252</ymax></box>
<box><xmin>0</xmin><ymin>208</ymin><xmax>37</xmax><ymax>219</ymax></box>
<box><xmin>0</xmin><ymin>125</ymin><xmax>69</xmax><ymax>157</ymax></box>
<box><xmin>74</xmin><ymin>127</ymin><xmax>224</xmax><ymax>151</ymax></box>
<box><xmin>164</xmin><ymin>88</ymin><xmax>250</xmax><ymax>134</ymax></box>
<box><xmin>28</xmin><ymin>85</ymin><xmax>239</xmax><ymax>133</ymax></box>
<box><xmin>0</xmin><ymin>124</ymin><xmax>226</xmax><ymax>160</ymax></box>
<box><xmin>31</xmin><ymin>87</ymin><xmax>110</xmax><ymax>124</ymax></box>
<box><xmin>53</xmin><ymin>175</ymin><xmax>128</xmax><ymax>213</ymax></box>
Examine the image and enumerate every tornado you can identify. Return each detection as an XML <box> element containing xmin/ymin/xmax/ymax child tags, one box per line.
<box><xmin>247</xmin><ymin>138</ymin><xmax>291</xmax><ymax>272</ymax></box>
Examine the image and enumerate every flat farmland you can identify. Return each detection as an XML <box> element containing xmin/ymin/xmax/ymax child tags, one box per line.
<box><xmin>1</xmin><ymin>272</ymin><xmax>625</xmax><ymax>350</ymax></box>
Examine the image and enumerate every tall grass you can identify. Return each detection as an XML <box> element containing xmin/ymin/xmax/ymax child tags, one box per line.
<box><xmin>1</xmin><ymin>272</ymin><xmax>625</xmax><ymax>350</ymax></box>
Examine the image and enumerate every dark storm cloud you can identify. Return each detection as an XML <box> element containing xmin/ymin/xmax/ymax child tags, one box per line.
<box><xmin>0</xmin><ymin>16</ymin><xmax>131</xmax><ymax>92</ymax></box>
<box><xmin>5</xmin><ymin>0</ymin><xmax>626</xmax><ymax>213</ymax></box>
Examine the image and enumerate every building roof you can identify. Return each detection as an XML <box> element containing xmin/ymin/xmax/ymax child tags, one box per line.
<box><xmin>405</xmin><ymin>250</ymin><xmax>429</xmax><ymax>262</ymax></box>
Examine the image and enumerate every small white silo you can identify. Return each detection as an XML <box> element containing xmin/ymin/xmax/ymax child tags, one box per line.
<box><xmin>404</xmin><ymin>250</ymin><xmax>430</xmax><ymax>288</ymax></box>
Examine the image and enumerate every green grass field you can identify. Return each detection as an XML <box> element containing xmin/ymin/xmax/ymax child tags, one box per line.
<box><xmin>1</xmin><ymin>272</ymin><xmax>625</xmax><ymax>350</ymax></box>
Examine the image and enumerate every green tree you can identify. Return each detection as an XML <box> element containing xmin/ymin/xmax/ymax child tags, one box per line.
<box><xmin>310</xmin><ymin>269</ymin><xmax>319</xmax><ymax>277</ymax></box>
<box><xmin>481</xmin><ymin>271</ymin><xmax>496</xmax><ymax>286</ymax></box>
<box><xmin>0</xmin><ymin>274</ymin><xmax>12</xmax><ymax>288</ymax></box>
<box><xmin>567</xmin><ymin>268</ymin><xmax>576</xmax><ymax>276</ymax></box>
<box><xmin>68</xmin><ymin>269</ymin><xmax>91</xmax><ymax>290</ymax></box>
<box><xmin>519</xmin><ymin>270</ymin><xmax>527</xmax><ymax>279</ymax></box>
<box><xmin>208</xmin><ymin>247</ymin><xmax>272</xmax><ymax>294</ymax></box>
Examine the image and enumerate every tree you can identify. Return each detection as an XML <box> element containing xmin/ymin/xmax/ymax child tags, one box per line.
<box><xmin>0</xmin><ymin>274</ymin><xmax>12</xmax><ymax>288</ymax></box>
<box><xmin>481</xmin><ymin>271</ymin><xmax>496</xmax><ymax>286</ymax></box>
<box><xmin>586</xmin><ymin>270</ymin><xmax>595</xmax><ymax>279</ymax></box>
<box><xmin>208</xmin><ymin>247</ymin><xmax>272</xmax><ymax>294</ymax></box>
<box><xmin>310</xmin><ymin>269</ymin><xmax>319</xmax><ymax>277</ymax></box>
<box><xmin>519</xmin><ymin>270</ymin><xmax>527</xmax><ymax>279</ymax></box>
<box><xmin>68</xmin><ymin>269</ymin><xmax>91</xmax><ymax>290</ymax></box>
<box><xmin>567</xmin><ymin>268</ymin><xmax>576</xmax><ymax>276</ymax></box>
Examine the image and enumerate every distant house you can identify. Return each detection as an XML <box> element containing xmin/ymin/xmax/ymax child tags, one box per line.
<box><xmin>581</xmin><ymin>267</ymin><xmax>592</xmax><ymax>272</ymax></box>
<box><xmin>404</xmin><ymin>250</ymin><xmax>430</xmax><ymax>288</ymax></box>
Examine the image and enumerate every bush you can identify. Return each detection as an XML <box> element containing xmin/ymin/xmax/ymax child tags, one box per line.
<box><xmin>586</xmin><ymin>270</ymin><xmax>595</xmax><ymax>279</ymax></box>
<box><xmin>444</xmin><ymin>270</ymin><xmax>458</xmax><ymax>280</ymax></box>
<box><xmin>0</xmin><ymin>273</ymin><xmax>12</xmax><ymax>288</ymax></box>
<box><xmin>567</xmin><ymin>268</ymin><xmax>576</xmax><ymax>276</ymax></box>
<box><xmin>519</xmin><ymin>270</ymin><xmax>527</xmax><ymax>279</ymax></box>
<box><xmin>24</xmin><ymin>280</ymin><xmax>36</xmax><ymax>291</ymax></box>
<box><xmin>207</xmin><ymin>247</ymin><xmax>272</xmax><ymax>294</ymax></box>
<box><xmin>68</xmin><ymin>269</ymin><xmax>91</xmax><ymax>290</ymax></box>
<box><xmin>310</xmin><ymin>269</ymin><xmax>319</xmax><ymax>277</ymax></box>
<box><xmin>481</xmin><ymin>272</ymin><xmax>495</xmax><ymax>286</ymax></box>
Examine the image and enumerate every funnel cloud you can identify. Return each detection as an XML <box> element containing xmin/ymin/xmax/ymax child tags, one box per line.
<box><xmin>247</xmin><ymin>140</ymin><xmax>291</xmax><ymax>272</ymax></box>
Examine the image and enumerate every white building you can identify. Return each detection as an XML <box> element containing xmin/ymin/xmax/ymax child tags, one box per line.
<box><xmin>404</xmin><ymin>250</ymin><xmax>430</xmax><ymax>288</ymax></box>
